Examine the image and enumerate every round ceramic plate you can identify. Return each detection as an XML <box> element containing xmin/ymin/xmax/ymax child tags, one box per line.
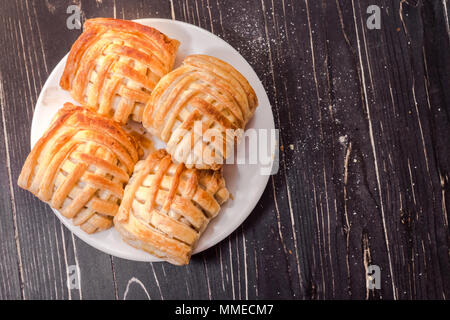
<box><xmin>31</xmin><ymin>18</ymin><xmax>275</xmax><ymax>262</ymax></box>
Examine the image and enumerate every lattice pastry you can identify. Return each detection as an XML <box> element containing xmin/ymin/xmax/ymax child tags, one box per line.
<box><xmin>60</xmin><ymin>18</ymin><xmax>180</xmax><ymax>124</ymax></box>
<box><xmin>18</xmin><ymin>103</ymin><xmax>141</xmax><ymax>234</ymax></box>
<box><xmin>142</xmin><ymin>54</ymin><xmax>258</xmax><ymax>170</ymax></box>
<box><xmin>114</xmin><ymin>149</ymin><xmax>229</xmax><ymax>265</ymax></box>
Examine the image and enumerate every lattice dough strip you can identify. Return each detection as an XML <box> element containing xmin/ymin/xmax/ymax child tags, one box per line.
<box><xmin>52</xmin><ymin>140</ymin><xmax>120</xmax><ymax>232</ymax></box>
<box><xmin>130</xmin><ymin>188</ymin><xmax>201</xmax><ymax>246</ymax></box>
<box><xmin>103</xmin><ymin>31</ymin><xmax>168</xmax><ymax>69</ymax></box>
<box><xmin>185</xmin><ymin>57</ymin><xmax>252</xmax><ymax>120</ymax></box>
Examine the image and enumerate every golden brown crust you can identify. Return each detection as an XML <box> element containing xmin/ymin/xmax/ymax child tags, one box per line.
<box><xmin>18</xmin><ymin>103</ymin><xmax>141</xmax><ymax>234</ymax></box>
<box><xmin>114</xmin><ymin>149</ymin><xmax>229</xmax><ymax>265</ymax></box>
<box><xmin>142</xmin><ymin>54</ymin><xmax>258</xmax><ymax>170</ymax></box>
<box><xmin>60</xmin><ymin>18</ymin><xmax>180</xmax><ymax>124</ymax></box>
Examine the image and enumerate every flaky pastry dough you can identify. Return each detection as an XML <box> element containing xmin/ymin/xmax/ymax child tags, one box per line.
<box><xmin>114</xmin><ymin>149</ymin><xmax>229</xmax><ymax>265</ymax></box>
<box><xmin>18</xmin><ymin>103</ymin><xmax>140</xmax><ymax>233</ymax></box>
<box><xmin>142</xmin><ymin>55</ymin><xmax>258</xmax><ymax>170</ymax></box>
<box><xmin>60</xmin><ymin>18</ymin><xmax>180</xmax><ymax>124</ymax></box>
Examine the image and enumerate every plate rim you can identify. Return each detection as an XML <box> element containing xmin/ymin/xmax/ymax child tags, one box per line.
<box><xmin>31</xmin><ymin>18</ymin><xmax>275</xmax><ymax>262</ymax></box>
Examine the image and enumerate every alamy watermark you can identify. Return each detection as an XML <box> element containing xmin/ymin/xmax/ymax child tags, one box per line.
<box><xmin>67</xmin><ymin>265</ymin><xmax>80</xmax><ymax>290</ymax></box>
<box><xmin>367</xmin><ymin>5</ymin><xmax>381</xmax><ymax>30</ymax></box>
<box><xmin>66</xmin><ymin>5</ymin><xmax>82</xmax><ymax>30</ymax></box>
<box><xmin>169</xmin><ymin>121</ymin><xmax>279</xmax><ymax>175</ymax></box>
<box><xmin>367</xmin><ymin>264</ymin><xmax>381</xmax><ymax>290</ymax></box>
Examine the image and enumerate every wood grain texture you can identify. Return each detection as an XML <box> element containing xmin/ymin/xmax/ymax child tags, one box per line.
<box><xmin>0</xmin><ymin>0</ymin><xmax>448</xmax><ymax>300</ymax></box>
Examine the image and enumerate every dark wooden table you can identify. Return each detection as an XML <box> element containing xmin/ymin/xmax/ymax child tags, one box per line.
<box><xmin>0</xmin><ymin>0</ymin><xmax>448</xmax><ymax>300</ymax></box>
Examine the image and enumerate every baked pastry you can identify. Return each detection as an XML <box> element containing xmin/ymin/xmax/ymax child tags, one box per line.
<box><xmin>142</xmin><ymin>55</ymin><xmax>258</xmax><ymax>170</ymax></box>
<box><xmin>60</xmin><ymin>18</ymin><xmax>180</xmax><ymax>124</ymax></box>
<box><xmin>18</xmin><ymin>103</ymin><xmax>140</xmax><ymax>234</ymax></box>
<box><xmin>114</xmin><ymin>149</ymin><xmax>229</xmax><ymax>265</ymax></box>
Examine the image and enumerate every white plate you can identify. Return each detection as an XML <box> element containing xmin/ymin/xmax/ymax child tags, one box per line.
<box><xmin>31</xmin><ymin>18</ymin><xmax>275</xmax><ymax>262</ymax></box>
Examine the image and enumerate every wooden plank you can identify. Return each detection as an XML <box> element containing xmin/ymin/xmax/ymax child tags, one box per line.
<box><xmin>0</xmin><ymin>63</ymin><xmax>22</xmax><ymax>300</ymax></box>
